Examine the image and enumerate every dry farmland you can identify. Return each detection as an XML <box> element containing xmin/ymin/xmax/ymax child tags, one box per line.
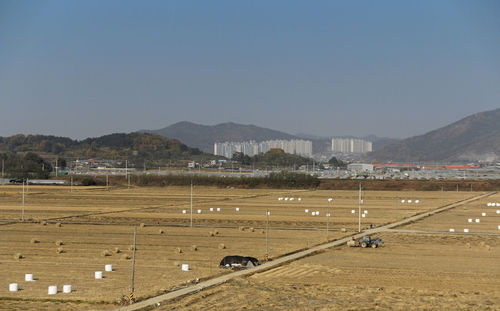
<box><xmin>0</xmin><ymin>184</ymin><xmax>497</xmax><ymax>310</ymax></box>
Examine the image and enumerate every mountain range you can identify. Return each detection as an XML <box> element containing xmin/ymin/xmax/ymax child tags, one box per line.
<box><xmin>143</xmin><ymin>121</ymin><xmax>298</xmax><ymax>153</ymax></box>
<box><xmin>368</xmin><ymin>108</ymin><xmax>500</xmax><ymax>162</ymax></box>
<box><xmin>142</xmin><ymin>121</ymin><xmax>396</xmax><ymax>154</ymax></box>
<box><xmin>3</xmin><ymin>108</ymin><xmax>499</xmax><ymax>163</ymax></box>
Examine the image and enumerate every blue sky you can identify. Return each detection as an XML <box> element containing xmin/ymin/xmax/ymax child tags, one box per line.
<box><xmin>1</xmin><ymin>0</ymin><xmax>499</xmax><ymax>139</ymax></box>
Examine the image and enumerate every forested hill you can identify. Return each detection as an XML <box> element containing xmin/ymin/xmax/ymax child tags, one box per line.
<box><xmin>368</xmin><ymin>108</ymin><xmax>500</xmax><ymax>162</ymax></box>
<box><xmin>0</xmin><ymin>133</ymin><xmax>210</xmax><ymax>162</ymax></box>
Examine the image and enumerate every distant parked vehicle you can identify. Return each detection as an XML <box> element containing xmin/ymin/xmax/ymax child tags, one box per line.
<box><xmin>9</xmin><ymin>178</ymin><xmax>26</xmax><ymax>184</ymax></box>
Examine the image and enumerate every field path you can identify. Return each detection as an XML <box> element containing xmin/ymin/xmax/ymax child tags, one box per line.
<box><xmin>116</xmin><ymin>191</ymin><xmax>496</xmax><ymax>311</ymax></box>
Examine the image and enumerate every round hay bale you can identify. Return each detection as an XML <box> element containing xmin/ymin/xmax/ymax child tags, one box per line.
<box><xmin>239</xmin><ymin>226</ymin><xmax>245</xmax><ymax>231</ymax></box>
<box><xmin>191</xmin><ymin>245</ymin><xmax>198</xmax><ymax>251</ymax></box>
<box><xmin>55</xmin><ymin>240</ymin><xmax>64</xmax><ymax>246</ymax></box>
<box><xmin>175</xmin><ymin>247</ymin><xmax>182</xmax><ymax>254</ymax></box>
<box><xmin>14</xmin><ymin>253</ymin><xmax>23</xmax><ymax>259</ymax></box>
<box><xmin>173</xmin><ymin>261</ymin><xmax>181</xmax><ymax>267</ymax></box>
<box><xmin>140</xmin><ymin>223</ymin><xmax>145</xmax><ymax>228</ymax></box>
<box><xmin>121</xmin><ymin>254</ymin><xmax>131</xmax><ymax>260</ymax></box>
<box><xmin>465</xmin><ymin>242</ymin><xmax>471</xmax><ymax>249</ymax></box>
<box><xmin>208</xmin><ymin>231</ymin><xmax>215</xmax><ymax>237</ymax></box>
<box><xmin>56</xmin><ymin>247</ymin><xmax>65</xmax><ymax>254</ymax></box>
<box><xmin>479</xmin><ymin>241</ymin><xmax>485</xmax><ymax>247</ymax></box>
<box><xmin>341</xmin><ymin>228</ymin><xmax>347</xmax><ymax>233</ymax></box>
<box><xmin>55</xmin><ymin>222</ymin><xmax>62</xmax><ymax>227</ymax></box>
<box><xmin>485</xmin><ymin>245</ymin><xmax>491</xmax><ymax>251</ymax></box>
<box><xmin>41</xmin><ymin>220</ymin><xmax>47</xmax><ymax>226</ymax></box>
<box><xmin>113</xmin><ymin>247</ymin><xmax>121</xmax><ymax>254</ymax></box>
<box><xmin>261</xmin><ymin>229</ymin><xmax>265</xmax><ymax>234</ymax></box>
<box><xmin>218</xmin><ymin>243</ymin><xmax>226</xmax><ymax>249</ymax></box>
<box><xmin>214</xmin><ymin>230</ymin><xmax>219</xmax><ymax>235</ymax></box>
<box><xmin>159</xmin><ymin>229</ymin><xmax>165</xmax><ymax>234</ymax></box>
<box><xmin>249</xmin><ymin>227</ymin><xmax>255</xmax><ymax>232</ymax></box>
<box><xmin>30</xmin><ymin>238</ymin><xmax>40</xmax><ymax>244</ymax></box>
<box><xmin>128</xmin><ymin>245</ymin><xmax>136</xmax><ymax>251</ymax></box>
<box><xmin>101</xmin><ymin>250</ymin><xmax>111</xmax><ymax>257</ymax></box>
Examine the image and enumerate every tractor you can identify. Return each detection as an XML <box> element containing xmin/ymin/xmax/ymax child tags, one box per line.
<box><xmin>347</xmin><ymin>236</ymin><xmax>383</xmax><ymax>248</ymax></box>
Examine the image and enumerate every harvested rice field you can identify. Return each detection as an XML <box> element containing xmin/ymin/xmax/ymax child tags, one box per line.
<box><xmin>0</xmin><ymin>185</ymin><xmax>497</xmax><ymax>310</ymax></box>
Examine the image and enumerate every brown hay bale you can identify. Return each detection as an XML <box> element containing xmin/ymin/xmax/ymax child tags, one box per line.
<box><xmin>159</xmin><ymin>229</ymin><xmax>165</xmax><ymax>234</ymax></box>
<box><xmin>121</xmin><ymin>254</ymin><xmax>131</xmax><ymax>260</ymax></box>
<box><xmin>175</xmin><ymin>247</ymin><xmax>183</xmax><ymax>254</ymax></box>
<box><xmin>41</xmin><ymin>220</ymin><xmax>47</xmax><ymax>226</ymax></box>
<box><xmin>191</xmin><ymin>245</ymin><xmax>198</xmax><ymax>251</ymax></box>
<box><xmin>14</xmin><ymin>253</ymin><xmax>23</xmax><ymax>259</ymax></box>
<box><xmin>55</xmin><ymin>240</ymin><xmax>64</xmax><ymax>246</ymax></box>
<box><xmin>56</xmin><ymin>247</ymin><xmax>65</xmax><ymax>254</ymax></box>
<box><xmin>484</xmin><ymin>245</ymin><xmax>491</xmax><ymax>251</ymax></box>
<box><xmin>173</xmin><ymin>261</ymin><xmax>181</xmax><ymax>267</ymax></box>
<box><xmin>341</xmin><ymin>228</ymin><xmax>347</xmax><ymax>233</ymax></box>
<box><xmin>208</xmin><ymin>231</ymin><xmax>215</xmax><ymax>237</ymax></box>
<box><xmin>113</xmin><ymin>247</ymin><xmax>121</xmax><ymax>254</ymax></box>
<box><xmin>31</xmin><ymin>238</ymin><xmax>40</xmax><ymax>244</ymax></box>
<box><xmin>465</xmin><ymin>242</ymin><xmax>471</xmax><ymax>249</ymax></box>
<box><xmin>139</xmin><ymin>223</ymin><xmax>145</xmax><ymax>228</ymax></box>
<box><xmin>55</xmin><ymin>222</ymin><xmax>62</xmax><ymax>227</ymax></box>
<box><xmin>218</xmin><ymin>243</ymin><xmax>226</xmax><ymax>249</ymax></box>
<box><xmin>261</xmin><ymin>229</ymin><xmax>265</xmax><ymax>234</ymax></box>
<box><xmin>214</xmin><ymin>230</ymin><xmax>220</xmax><ymax>235</ymax></box>
<box><xmin>249</xmin><ymin>227</ymin><xmax>255</xmax><ymax>232</ymax></box>
<box><xmin>128</xmin><ymin>245</ymin><xmax>136</xmax><ymax>251</ymax></box>
<box><xmin>479</xmin><ymin>241</ymin><xmax>485</xmax><ymax>247</ymax></box>
<box><xmin>101</xmin><ymin>249</ymin><xmax>111</xmax><ymax>257</ymax></box>
<box><xmin>239</xmin><ymin>226</ymin><xmax>245</xmax><ymax>231</ymax></box>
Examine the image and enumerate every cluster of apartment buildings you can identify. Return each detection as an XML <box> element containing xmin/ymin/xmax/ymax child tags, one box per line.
<box><xmin>331</xmin><ymin>138</ymin><xmax>372</xmax><ymax>153</ymax></box>
<box><xmin>214</xmin><ymin>139</ymin><xmax>313</xmax><ymax>158</ymax></box>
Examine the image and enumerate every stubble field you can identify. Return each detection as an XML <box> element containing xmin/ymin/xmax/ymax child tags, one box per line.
<box><xmin>0</xmin><ymin>184</ymin><xmax>495</xmax><ymax>310</ymax></box>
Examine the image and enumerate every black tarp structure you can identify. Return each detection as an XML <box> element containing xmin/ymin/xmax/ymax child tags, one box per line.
<box><xmin>219</xmin><ymin>256</ymin><xmax>261</xmax><ymax>269</ymax></box>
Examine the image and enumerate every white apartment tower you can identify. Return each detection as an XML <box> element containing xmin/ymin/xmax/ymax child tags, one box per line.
<box><xmin>331</xmin><ymin>138</ymin><xmax>372</xmax><ymax>153</ymax></box>
<box><xmin>214</xmin><ymin>139</ymin><xmax>312</xmax><ymax>158</ymax></box>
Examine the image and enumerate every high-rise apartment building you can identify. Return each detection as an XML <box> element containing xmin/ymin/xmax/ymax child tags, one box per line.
<box><xmin>214</xmin><ymin>139</ymin><xmax>312</xmax><ymax>158</ymax></box>
<box><xmin>331</xmin><ymin>138</ymin><xmax>372</xmax><ymax>153</ymax></box>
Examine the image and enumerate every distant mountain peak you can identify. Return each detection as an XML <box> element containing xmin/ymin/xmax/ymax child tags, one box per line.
<box><xmin>143</xmin><ymin>121</ymin><xmax>298</xmax><ymax>152</ymax></box>
<box><xmin>369</xmin><ymin>108</ymin><xmax>500</xmax><ymax>162</ymax></box>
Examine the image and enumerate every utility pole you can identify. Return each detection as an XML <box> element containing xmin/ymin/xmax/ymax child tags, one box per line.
<box><xmin>130</xmin><ymin>226</ymin><xmax>137</xmax><ymax>304</ymax></box>
<box><xmin>70</xmin><ymin>176</ymin><xmax>73</xmax><ymax>192</ymax></box>
<box><xmin>358</xmin><ymin>183</ymin><xmax>362</xmax><ymax>232</ymax></box>
<box><xmin>265</xmin><ymin>210</ymin><xmax>270</xmax><ymax>261</ymax></box>
<box><xmin>55</xmin><ymin>159</ymin><xmax>58</xmax><ymax>177</ymax></box>
<box><xmin>327</xmin><ymin>198</ymin><xmax>333</xmax><ymax>240</ymax></box>
<box><xmin>1</xmin><ymin>159</ymin><xmax>4</xmax><ymax>177</ymax></box>
<box><xmin>190</xmin><ymin>180</ymin><xmax>193</xmax><ymax>228</ymax></box>
<box><xmin>22</xmin><ymin>180</ymin><xmax>25</xmax><ymax>222</ymax></box>
<box><xmin>106</xmin><ymin>175</ymin><xmax>109</xmax><ymax>191</ymax></box>
<box><xmin>125</xmin><ymin>160</ymin><xmax>128</xmax><ymax>180</ymax></box>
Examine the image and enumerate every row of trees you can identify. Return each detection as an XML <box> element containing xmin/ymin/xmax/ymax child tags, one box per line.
<box><xmin>231</xmin><ymin>149</ymin><xmax>313</xmax><ymax>169</ymax></box>
<box><xmin>123</xmin><ymin>171</ymin><xmax>320</xmax><ymax>189</ymax></box>
<box><xmin>231</xmin><ymin>149</ymin><xmax>347</xmax><ymax>169</ymax></box>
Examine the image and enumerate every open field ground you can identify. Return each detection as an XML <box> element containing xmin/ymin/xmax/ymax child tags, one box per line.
<box><xmin>0</xmin><ymin>185</ymin><xmax>497</xmax><ymax>310</ymax></box>
<box><xmin>158</xmin><ymin>232</ymin><xmax>500</xmax><ymax>311</ymax></box>
<box><xmin>401</xmin><ymin>192</ymin><xmax>500</xmax><ymax>234</ymax></box>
